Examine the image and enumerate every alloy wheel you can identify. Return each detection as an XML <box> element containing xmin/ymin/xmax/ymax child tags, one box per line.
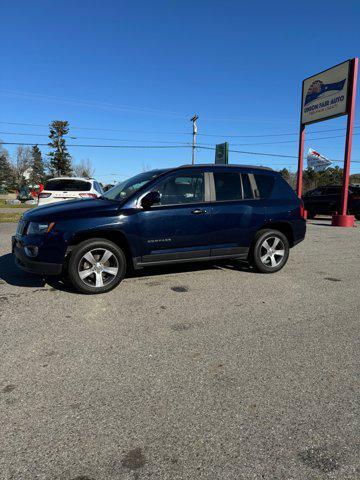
<box><xmin>78</xmin><ymin>248</ymin><xmax>119</xmax><ymax>288</ymax></box>
<box><xmin>259</xmin><ymin>236</ymin><xmax>285</xmax><ymax>268</ymax></box>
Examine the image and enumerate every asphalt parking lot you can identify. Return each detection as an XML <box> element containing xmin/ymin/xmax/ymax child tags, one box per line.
<box><xmin>0</xmin><ymin>219</ymin><xmax>359</xmax><ymax>480</ymax></box>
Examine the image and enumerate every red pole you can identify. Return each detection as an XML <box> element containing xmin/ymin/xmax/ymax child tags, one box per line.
<box><xmin>332</xmin><ymin>58</ymin><xmax>358</xmax><ymax>227</ymax></box>
<box><xmin>296</xmin><ymin>123</ymin><xmax>305</xmax><ymax>198</ymax></box>
<box><xmin>341</xmin><ymin>58</ymin><xmax>358</xmax><ymax>214</ymax></box>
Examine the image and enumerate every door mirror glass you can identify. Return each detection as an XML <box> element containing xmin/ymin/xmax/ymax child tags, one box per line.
<box><xmin>141</xmin><ymin>191</ymin><xmax>160</xmax><ymax>209</ymax></box>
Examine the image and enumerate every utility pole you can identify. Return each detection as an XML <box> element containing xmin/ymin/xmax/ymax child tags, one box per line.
<box><xmin>190</xmin><ymin>114</ymin><xmax>199</xmax><ymax>164</ymax></box>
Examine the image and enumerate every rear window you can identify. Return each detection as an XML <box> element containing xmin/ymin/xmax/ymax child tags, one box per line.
<box><xmin>214</xmin><ymin>172</ymin><xmax>242</xmax><ymax>201</ymax></box>
<box><xmin>44</xmin><ymin>179</ymin><xmax>91</xmax><ymax>191</ymax></box>
<box><xmin>254</xmin><ymin>174</ymin><xmax>275</xmax><ymax>198</ymax></box>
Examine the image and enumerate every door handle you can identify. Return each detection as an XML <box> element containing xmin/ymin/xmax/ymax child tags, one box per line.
<box><xmin>191</xmin><ymin>208</ymin><xmax>207</xmax><ymax>214</ymax></box>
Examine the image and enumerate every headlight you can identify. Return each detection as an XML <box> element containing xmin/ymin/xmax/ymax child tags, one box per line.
<box><xmin>27</xmin><ymin>222</ymin><xmax>55</xmax><ymax>235</ymax></box>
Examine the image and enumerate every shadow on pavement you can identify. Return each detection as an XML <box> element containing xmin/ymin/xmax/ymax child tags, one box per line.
<box><xmin>0</xmin><ymin>252</ymin><xmax>254</xmax><ymax>293</ymax></box>
<box><xmin>0</xmin><ymin>253</ymin><xmax>46</xmax><ymax>288</ymax></box>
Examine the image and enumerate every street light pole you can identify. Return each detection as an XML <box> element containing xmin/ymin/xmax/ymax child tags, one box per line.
<box><xmin>190</xmin><ymin>114</ymin><xmax>199</xmax><ymax>164</ymax></box>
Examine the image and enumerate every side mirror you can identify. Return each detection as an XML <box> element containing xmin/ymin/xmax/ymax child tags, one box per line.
<box><xmin>141</xmin><ymin>191</ymin><xmax>160</xmax><ymax>209</ymax></box>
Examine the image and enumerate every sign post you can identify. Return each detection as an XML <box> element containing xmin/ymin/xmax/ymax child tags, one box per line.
<box><xmin>332</xmin><ymin>58</ymin><xmax>358</xmax><ymax>226</ymax></box>
<box><xmin>296</xmin><ymin>59</ymin><xmax>358</xmax><ymax>227</ymax></box>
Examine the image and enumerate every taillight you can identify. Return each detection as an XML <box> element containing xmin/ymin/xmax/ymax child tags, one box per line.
<box><xmin>79</xmin><ymin>193</ymin><xmax>97</xmax><ymax>198</ymax></box>
<box><xmin>38</xmin><ymin>193</ymin><xmax>52</xmax><ymax>198</ymax></box>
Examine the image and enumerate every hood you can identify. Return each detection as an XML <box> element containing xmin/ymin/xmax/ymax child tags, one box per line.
<box><xmin>23</xmin><ymin>198</ymin><xmax>121</xmax><ymax>221</ymax></box>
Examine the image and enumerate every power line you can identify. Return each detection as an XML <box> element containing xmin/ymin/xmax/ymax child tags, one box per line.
<box><xmin>230</xmin><ymin>133</ymin><xmax>360</xmax><ymax>146</ymax></box>
<box><xmin>0</xmin><ymin>89</ymin><xmax>187</xmax><ymax>119</ymax></box>
<box><xmin>1</xmin><ymin>142</ymin><xmax>191</xmax><ymax>149</ymax></box>
<box><xmin>1</xmin><ymin>120</ymin><xmax>360</xmax><ymax>138</ymax></box>
<box><xmin>0</xmin><ymin>131</ymin><xmax>192</xmax><ymax>145</ymax></box>
<box><xmin>3</xmin><ymin>140</ymin><xmax>360</xmax><ymax>165</ymax></box>
<box><xmin>0</xmin><ymin>121</ymin><xmax>190</xmax><ymax>135</ymax></box>
<box><xmin>199</xmin><ymin>126</ymin><xmax>360</xmax><ymax>138</ymax></box>
<box><xmin>2</xmin><ymin>130</ymin><xmax>360</xmax><ymax>147</ymax></box>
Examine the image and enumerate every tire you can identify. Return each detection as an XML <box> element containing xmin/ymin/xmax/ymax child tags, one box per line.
<box><xmin>251</xmin><ymin>229</ymin><xmax>290</xmax><ymax>274</ymax></box>
<box><xmin>68</xmin><ymin>238</ymin><xmax>126</xmax><ymax>294</ymax></box>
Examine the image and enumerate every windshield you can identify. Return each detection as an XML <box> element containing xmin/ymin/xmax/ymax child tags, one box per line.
<box><xmin>103</xmin><ymin>169</ymin><xmax>168</xmax><ymax>201</ymax></box>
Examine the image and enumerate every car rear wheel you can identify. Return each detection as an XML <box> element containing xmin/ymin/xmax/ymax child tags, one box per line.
<box><xmin>251</xmin><ymin>229</ymin><xmax>289</xmax><ymax>273</ymax></box>
<box><xmin>68</xmin><ymin>238</ymin><xmax>126</xmax><ymax>294</ymax></box>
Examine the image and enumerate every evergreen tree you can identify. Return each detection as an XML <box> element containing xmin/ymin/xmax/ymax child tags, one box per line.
<box><xmin>0</xmin><ymin>143</ymin><xmax>16</xmax><ymax>191</ymax></box>
<box><xmin>279</xmin><ymin>168</ymin><xmax>291</xmax><ymax>184</ymax></box>
<box><xmin>48</xmin><ymin>120</ymin><xmax>72</xmax><ymax>176</ymax></box>
<box><xmin>29</xmin><ymin>145</ymin><xmax>46</xmax><ymax>184</ymax></box>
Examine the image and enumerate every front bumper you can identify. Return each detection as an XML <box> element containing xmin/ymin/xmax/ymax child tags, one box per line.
<box><xmin>12</xmin><ymin>236</ymin><xmax>62</xmax><ymax>276</ymax></box>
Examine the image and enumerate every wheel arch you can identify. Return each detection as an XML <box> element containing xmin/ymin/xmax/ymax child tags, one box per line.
<box><xmin>66</xmin><ymin>229</ymin><xmax>134</xmax><ymax>268</ymax></box>
<box><xmin>258</xmin><ymin>221</ymin><xmax>295</xmax><ymax>247</ymax></box>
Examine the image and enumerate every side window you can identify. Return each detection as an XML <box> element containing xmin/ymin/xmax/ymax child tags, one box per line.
<box><xmin>309</xmin><ymin>188</ymin><xmax>322</xmax><ymax>196</ymax></box>
<box><xmin>214</xmin><ymin>172</ymin><xmax>242</xmax><ymax>201</ymax></box>
<box><xmin>157</xmin><ymin>173</ymin><xmax>204</xmax><ymax>206</ymax></box>
<box><xmin>325</xmin><ymin>186</ymin><xmax>341</xmax><ymax>195</ymax></box>
<box><xmin>241</xmin><ymin>174</ymin><xmax>253</xmax><ymax>199</ymax></box>
<box><xmin>254</xmin><ymin>174</ymin><xmax>275</xmax><ymax>199</ymax></box>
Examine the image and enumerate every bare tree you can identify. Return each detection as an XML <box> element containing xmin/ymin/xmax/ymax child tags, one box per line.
<box><xmin>142</xmin><ymin>162</ymin><xmax>152</xmax><ymax>172</ymax></box>
<box><xmin>14</xmin><ymin>146</ymin><xmax>32</xmax><ymax>186</ymax></box>
<box><xmin>73</xmin><ymin>159</ymin><xmax>95</xmax><ymax>179</ymax></box>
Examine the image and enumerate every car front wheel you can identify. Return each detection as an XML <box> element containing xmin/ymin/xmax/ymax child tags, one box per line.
<box><xmin>68</xmin><ymin>238</ymin><xmax>126</xmax><ymax>294</ymax></box>
<box><xmin>251</xmin><ymin>229</ymin><xmax>289</xmax><ymax>273</ymax></box>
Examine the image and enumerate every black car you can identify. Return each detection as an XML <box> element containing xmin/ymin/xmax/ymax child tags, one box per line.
<box><xmin>303</xmin><ymin>185</ymin><xmax>360</xmax><ymax>219</ymax></box>
<box><xmin>13</xmin><ymin>164</ymin><xmax>306</xmax><ymax>294</ymax></box>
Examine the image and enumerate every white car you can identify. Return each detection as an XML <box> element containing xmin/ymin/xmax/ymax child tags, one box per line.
<box><xmin>38</xmin><ymin>177</ymin><xmax>103</xmax><ymax>206</ymax></box>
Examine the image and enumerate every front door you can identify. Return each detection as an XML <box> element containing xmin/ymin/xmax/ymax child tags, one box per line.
<box><xmin>136</xmin><ymin>170</ymin><xmax>213</xmax><ymax>263</ymax></box>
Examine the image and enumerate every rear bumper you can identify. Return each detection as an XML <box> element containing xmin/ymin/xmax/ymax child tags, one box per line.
<box><xmin>12</xmin><ymin>237</ymin><xmax>62</xmax><ymax>275</ymax></box>
<box><xmin>292</xmin><ymin>218</ymin><xmax>306</xmax><ymax>246</ymax></box>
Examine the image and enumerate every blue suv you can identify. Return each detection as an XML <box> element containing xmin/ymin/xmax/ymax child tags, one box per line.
<box><xmin>13</xmin><ymin>165</ymin><xmax>306</xmax><ymax>294</ymax></box>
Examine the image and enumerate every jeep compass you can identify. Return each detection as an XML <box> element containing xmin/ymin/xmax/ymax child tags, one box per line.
<box><xmin>13</xmin><ymin>165</ymin><xmax>306</xmax><ymax>294</ymax></box>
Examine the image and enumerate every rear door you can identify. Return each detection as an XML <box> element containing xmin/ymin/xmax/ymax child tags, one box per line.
<box><xmin>304</xmin><ymin>187</ymin><xmax>329</xmax><ymax>214</ymax></box>
<box><xmin>209</xmin><ymin>169</ymin><xmax>266</xmax><ymax>256</ymax></box>
<box><xmin>324</xmin><ymin>186</ymin><xmax>342</xmax><ymax>213</ymax></box>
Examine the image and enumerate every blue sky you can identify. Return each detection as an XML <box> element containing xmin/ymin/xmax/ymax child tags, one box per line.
<box><xmin>1</xmin><ymin>0</ymin><xmax>360</xmax><ymax>183</ymax></box>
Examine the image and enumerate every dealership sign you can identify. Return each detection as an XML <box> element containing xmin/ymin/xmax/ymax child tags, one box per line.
<box><xmin>301</xmin><ymin>60</ymin><xmax>350</xmax><ymax>125</ymax></box>
<box><xmin>297</xmin><ymin>58</ymin><xmax>358</xmax><ymax>227</ymax></box>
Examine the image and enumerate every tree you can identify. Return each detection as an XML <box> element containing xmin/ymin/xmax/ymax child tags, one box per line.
<box><xmin>73</xmin><ymin>159</ymin><xmax>95</xmax><ymax>178</ymax></box>
<box><xmin>279</xmin><ymin>168</ymin><xmax>291</xmax><ymax>184</ymax></box>
<box><xmin>0</xmin><ymin>143</ymin><xmax>16</xmax><ymax>191</ymax></box>
<box><xmin>14</xmin><ymin>145</ymin><xmax>32</xmax><ymax>187</ymax></box>
<box><xmin>48</xmin><ymin>120</ymin><xmax>72</xmax><ymax>176</ymax></box>
<box><xmin>303</xmin><ymin>167</ymin><xmax>318</xmax><ymax>192</ymax></box>
<box><xmin>29</xmin><ymin>145</ymin><xmax>46</xmax><ymax>184</ymax></box>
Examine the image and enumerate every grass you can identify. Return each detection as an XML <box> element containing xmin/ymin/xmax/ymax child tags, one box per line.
<box><xmin>0</xmin><ymin>211</ymin><xmax>24</xmax><ymax>223</ymax></box>
<box><xmin>0</xmin><ymin>200</ymin><xmax>36</xmax><ymax>209</ymax></box>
